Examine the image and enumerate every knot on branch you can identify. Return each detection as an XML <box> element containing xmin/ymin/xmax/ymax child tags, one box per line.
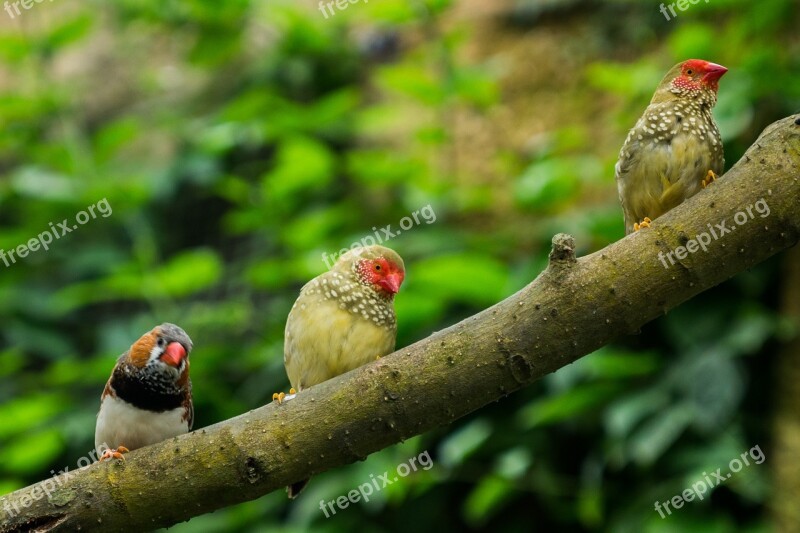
<box><xmin>548</xmin><ymin>233</ymin><xmax>576</xmax><ymax>266</ymax></box>
<box><xmin>0</xmin><ymin>514</ymin><xmax>67</xmax><ymax>533</ymax></box>
<box><xmin>245</xmin><ymin>457</ymin><xmax>262</xmax><ymax>485</ymax></box>
<box><xmin>496</xmin><ymin>334</ymin><xmax>532</xmax><ymax>385</ymax></box>
<box><xmin>508</xmin><ymin>353</ymin><xmax>532</xmax><ymax>384</ymax></box>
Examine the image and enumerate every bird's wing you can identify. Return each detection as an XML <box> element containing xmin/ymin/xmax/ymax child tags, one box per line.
<box><xmin>284</xmin><ymin>294</ymin><xmax>396</xmax><ymax>390</ymax></box>
<box><xmin>616</xmin><ymin>102</ymin><xmax>712</xmax><ymax>232</ymax></box>
<box><xmin>184</xmin><ymin>380</ymin><xmax>194</xmax><ymax>431</ymax></box>
<box><xmin>186</xmin><ymin>399</ymin><xmax>194</xmax><ymax>431</ymax></box>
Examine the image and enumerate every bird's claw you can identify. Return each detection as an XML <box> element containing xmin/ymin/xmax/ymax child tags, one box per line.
<box><xmin>701</xmin><ymin>170</ymin><xmax>718</xmax><ymax>188</ymax></box>
<box><xmin>633</xmin><ymin>217</ymin><xmax>652</xmax><ymax>232</ymax></box>
<box><xmin>273</xmin><ymin>388</ymin><xmax>297</xmax><ymax>404</ymax></box>
<box><xmin>99</xmin><ymin>446</ymin><xmax>129</xmax><ymax>461</ymax></box>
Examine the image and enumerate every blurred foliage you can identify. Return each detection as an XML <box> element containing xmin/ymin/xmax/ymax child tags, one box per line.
<box><xmin>0</xmin><ymin>0</ymin><xmax>798</xmax><ymax>531</ymax></box>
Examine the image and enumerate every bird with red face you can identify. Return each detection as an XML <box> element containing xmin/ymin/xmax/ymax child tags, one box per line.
<box><xmin>616</xmin><ymin>59</ymin><xmax>728</xmax><ymax>234</ymax></box>
<box><xmin>278</xmin><ymin>244</ymin><xmax>405</xmax><ymax>497</ymax></box>
<box><xmin>95</xmin><ymin>323</ymin><xmax>193</xmax><ymax>460</ymax></box>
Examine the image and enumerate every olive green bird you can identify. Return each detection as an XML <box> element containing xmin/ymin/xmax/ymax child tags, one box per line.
<box><xmin>616</xmin><ymin>59</ymin><xmax>728</xmax><ymax>234</ymax></box>
<box><xmin>275</xmin><ymin>244</ymin><xmax>405</xmax><ymax>498</ymax></box>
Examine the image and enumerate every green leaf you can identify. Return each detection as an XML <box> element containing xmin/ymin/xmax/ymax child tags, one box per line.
<box><xmin>582</xmin><ymin>348</ymin><xmax>661</xmax><ymax>379</ymax></box>
<box><xmin>93</xmin><ymin>117</ymin><xmax>143</xmax><ymax>162</ymax></box>
<box><xmin>518</xmin><ymin>382</ymin><xmax>623</xmax><ymax>429</ymax></box>
<box><xmin>261</xmin><ymin>136</ymin><xmax>335</xmax><ymax>203</ymax></box>
<box><xmin>494</xmin><ymin>447</ymin><xmax>531</xmax><ymax>480</ymax></box>
<box><xmin>628</xmin><ymin>403</ymin><xmax>694</xmax><ymax>466</ymax></box>
<box><xmin>668</xmin><ymin>24</ymin><xmax>717</xmax><ymax>60</ymax></box>
<box><xmin>0</xmin><ymin>348</ymin><xmax>24</xmax><ymax>378</ymax></box>
<box><xmin>281</xmin><ymin>207</ymin><xmax>346</xmax><ymax>251</ymax></box>
<box><xmin>42</xmin><ymin>15</ymin><xmax>94</xmax><ymax>51</ymax></box>
<box><xmin>376</xmin><ymin>63</ymin><xmax>445</xmax><ymax>105</ymax></box>
<box><xmin>605</xmin><ymin>389</ymin><xmax>671</xmax><ymax>441</ymax></box>
<box><xmin>150</xmin><ymin>249</ymin><xmax>223</xmax><ymax>297</ymax></box>
<box><xmin>514</xmin><ymin>157</ymin><xmax>599</xmax><ymax>212</ymax></box>
<box><xmin>54</xmin><ymin>249</ymin><xmax>223</xmax><ymax>311</ymax></box>
<box><xmin>0</xmin><ymin>429</ymin><xmax>63</xmax><ymax>475</ymax></box>
<box><xmin>586</xmin><ymin>61</ymin><xmax>664</xmax><ymax>100</ymax></box>
<box><xmin>346</xmin><ymin>149</ymin><xmax>422</xmax><ymax>186</ymax></box>
<box><xmin>412</xmin><ymin>253</ymin><xmax>509</xmax><ymax>307</ymax></box>
<box><xmin>439</xmin><ymin>419</ymin><xmax>492</xmax><ymax>468</ymax></box>
<box><xmin>245</xmin><ymin>258</ymin><xmax>294</xmax><ymax>290</ymax></box>
<box><xmin>394</xmin><ymin>289</ymin><xmax>445</xmax><ymax>338</ymax></box>
<box><xmin>11</xmin><ymin>167</ymin><xmax>80</xmax><ymax>201</ymax></box>
<box><xmin>463</xmin><ymin>475</ymin><xmax>515</xmax><ymax>525</ymax></box>
<box><xmin>0</xmin><ymin>395</ymin><xmax>69</xmax><ymax>440</ymax></box>
<box><xmin>454</xmin><ymin>67</ymin><xmax>499</xmax><ymax>108</ymax></box>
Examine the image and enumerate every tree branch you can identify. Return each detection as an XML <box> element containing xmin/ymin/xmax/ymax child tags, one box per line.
<box><xmin>2</xmin><ymin>115</ymin><xmax>799</xmax><ymax>533</ymax></box>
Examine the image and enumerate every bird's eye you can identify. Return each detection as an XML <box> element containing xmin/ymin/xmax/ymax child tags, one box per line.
<box><xmin>157</xmin><ymin>338</ymin><xmax>165</xmax><ymax>348</ymax></box>
<box><xmin>374</xmin><ymin>264</ymin><xmax>381</xmax><ymax>271</ymax></box>
<box><xmin>686</xmin><ymin>69</ymin><xmax>694</xmax><ymax>76</ymax></box>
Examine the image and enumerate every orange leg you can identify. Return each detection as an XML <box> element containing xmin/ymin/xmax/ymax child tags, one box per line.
<box><xmin>633</xmin><ymin>217</ymin><xmax>652</xmax><ymax>232</ymax></box>
<box><xmin>272</xmin><ymin>388</ymin><xmax>297</xmax><ymax>405</ymax></box>
<box><xmin>99</xmin><ymin>446</ymin><xmax>129</xmax><ymax>461</ymax></box>
<box><xmin>701</xmin><ymin>170</ymin><xmax>718</xmax><ymax>188</ymax></box>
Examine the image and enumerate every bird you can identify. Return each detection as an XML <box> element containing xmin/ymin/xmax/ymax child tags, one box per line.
<box><xmin>95</xmin><ymin>323</ymin><xmax>194</xmax><ymax>461</ymax></box>
<box><xmin>276</xmin><ymin>244</ymin><xmax>405</xmax><ymax>498</ymax></box>
<box><xmin>616</xmin><ymin>59</ymin><xmax>728</xmax><ymax>234</ymax></box>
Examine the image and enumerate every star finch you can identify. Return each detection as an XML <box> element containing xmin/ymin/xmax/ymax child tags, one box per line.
<box><xmin>280</xmin><ymin>245</ymin><xmax>405</xmax><ymax>497</ymax></box>
<box><xmin>616</xmin><ymin>59</ymin><xmax>728</xmax><ymax>234</ymax></box>
<box><xmin>95</xmin><ymin>323</ymin><xmax>194</xmax><ymax>460</ymax></box>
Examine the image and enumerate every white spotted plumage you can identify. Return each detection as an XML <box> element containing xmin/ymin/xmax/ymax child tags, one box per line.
<box><xmin>283</xmin><ymin>246</ymin><xmax>403</xmax><ymax>391</ymax></box>
<box><xmin>616</xmin><ymin>60</ymin><xmax>726</xmax><ymax>234</ymax></box>
<box><xmin>281</xmin><ymin>245</ymin><xmax>404</xmax><ymax>498</ymax></box>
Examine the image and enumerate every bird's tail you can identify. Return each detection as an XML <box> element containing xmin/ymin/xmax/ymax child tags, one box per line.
<box><xmin>287</xmin><ymin>478</ymin><xmax>310</xmax><ymax>499</ymax></box>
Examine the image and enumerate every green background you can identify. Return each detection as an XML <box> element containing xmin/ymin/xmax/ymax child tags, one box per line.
<box><xmin>0</xmin><ymin>0</ymin><xmax>798</xmax><ymax>531</ymax></box>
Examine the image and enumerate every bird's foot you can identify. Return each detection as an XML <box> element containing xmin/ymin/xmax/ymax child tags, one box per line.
<box><xmin>272</xmin><ymin>388</ymin><xmax>297</xmax><ymax>405</ymax></box>
<box><xmin>633</xmin><ymin>217</ymin><xmax>652</xmax><ymax>232</ymax></box>
<box><xmin>99</xmin><ymin>446</ymin><xmax>129</xmax><ymax>461</ymax></box>
<box><xmin>701</xmin><ymin>170</ymin><xmax>719</xmax><ymax>188</ymax></box>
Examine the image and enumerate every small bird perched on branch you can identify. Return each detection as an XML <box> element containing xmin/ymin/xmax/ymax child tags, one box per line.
<box><xmin>616</xmin><ymin>59</ymin><xmax>728</xmax><ymax>234</ymax></box>
<box><xmin>277</xmin><ymin>245</ymin><xmax>405</xmax><ymax>498</ymax></box>
<box><xmin>95</xmin><ymin>323</ymin><xmax>194</xmax><ymax>460</ymax></box>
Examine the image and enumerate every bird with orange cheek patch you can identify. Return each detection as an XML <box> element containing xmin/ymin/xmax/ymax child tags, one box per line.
<box><xmin>95</xmin><ymin>323</ymin><xmax>193</xmax><ymax>461</ymax></box>
<box><xmin>275</xmin><ymin>245</ymin><xmax>405</xmax><ymax>498</ymax></box>
<box><xmin>616</xmin><ymin>59</ymin><xmax>728</xmax><ymax>234</ymax></box>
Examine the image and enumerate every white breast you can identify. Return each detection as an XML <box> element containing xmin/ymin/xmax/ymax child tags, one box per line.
<box><xmin>95</xmin><ymin>394</ymin><xmax>188</xmax><ymax>454</ymax></box>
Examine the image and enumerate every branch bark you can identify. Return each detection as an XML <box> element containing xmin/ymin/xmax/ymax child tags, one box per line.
<box><xmin>2</xmin><ymin>115</ymin><xmax>799</xmax><ymax>533</ymax></box>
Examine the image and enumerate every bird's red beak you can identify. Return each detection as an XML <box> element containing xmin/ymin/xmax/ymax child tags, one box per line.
<box><xmin>702</xmin><ymin>62</ymin><xmax>728</xmax><ymax>83</ymax></box>
<box><xmin>161</xmin><ymin>342</ymin><xmax>187</xmax><ymax>367</ymax></box>
<box><xmin>378</xmin><ymin>272</ymin><xmax>404</xmax><ymax>295</ymax></box>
